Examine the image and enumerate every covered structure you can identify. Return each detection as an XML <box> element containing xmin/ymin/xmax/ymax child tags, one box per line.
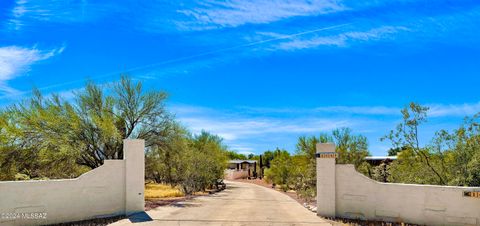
<box><xmin>225</xmin><ymin>160</ymin><xmax>257</xmax><ymax>180</ymax></box>
<box><xmin>364</xmin><ymin>156</ymin><xmax>397</xmax><ymax>166</ymax></box>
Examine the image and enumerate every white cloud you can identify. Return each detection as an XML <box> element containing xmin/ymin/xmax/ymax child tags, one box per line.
<box><xmin>239</xmin><ymin>103</ymin><xmax>480</xmax><ymax>118</ymax></box>
<box><xmin>275</xmin><ymin>26</ymin><xmax>408</xmax><ymax>50</ymax></box>
<box><xmin>429</xmin><ymin>103</ymin><xmax>480</xmax><ymax>117</ymax></box>
<box><xmin>182</xmin><ymin>115</ymin><xmax>349</xmax><ymax>148</ymax></box>
<box><xmin>229</xmin><ymin>144</ymin><xmax>255</xmax><ymax>154</ymax></box>
<box><xmin>0</xmin><ymin>45</ymin><xmax>64</xmax><ymax>95</ymax></box>
<box><xmin>178</xmin><ymin>116</ymin><xmax>350</xmax><ymax>141</ymax></box>
<box><xmin>314</xmin><ymin>106</ymin><xmax>402</xmax><ymax>115</ymax></box>
<box><xmin>238</xmin><ymin>105</ymin><xmax>402</xmax><ymax>115</ymax></box>
<box><xmin>176</xmin><ymin>0</ymin><xmax>345</xmax><ymax>30</ymax></box>
<box><xmin>171</xmin><ymin>104</ymin><xmax>352</xmax><ymax>153</ymax></box>
<box><xmin>51</xmin><ymin>87</ymin><xmax>83</xmax><ymax>101</ymax></box>
<box><xmin>7</xmin><ymin>0</ymin><xmax>118</xmax><ymax>30</ymax></box>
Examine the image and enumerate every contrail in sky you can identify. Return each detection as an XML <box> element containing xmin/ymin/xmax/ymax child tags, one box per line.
<box><xmin>0</xmin><ymin>23</ymin><xmax>350</xmax><ymax>100</ymax></box>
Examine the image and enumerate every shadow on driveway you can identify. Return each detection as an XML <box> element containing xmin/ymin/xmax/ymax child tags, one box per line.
<box><xmin>128</xmin><ymin>212</ymin><xmax>153</xmax><ymax>223</ymax></box>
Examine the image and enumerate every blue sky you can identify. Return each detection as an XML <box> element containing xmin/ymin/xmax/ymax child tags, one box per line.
<box><xmin>1</xmin><ymin>0</ymin><xmax>480</xmax><ymax>155</ymax></box>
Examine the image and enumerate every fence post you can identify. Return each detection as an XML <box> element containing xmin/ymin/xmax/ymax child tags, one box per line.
<box><xmin>316</xmin><ymin>143</ymin><xmax>336</xmax><ymax>218</ymax></box>
<box><xmin>124</xmin><ymin>139</ymin><xmax>145</xmax><ymax>215</ymax></box>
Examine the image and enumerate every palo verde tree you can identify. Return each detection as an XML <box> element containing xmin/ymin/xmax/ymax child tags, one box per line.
<box><xmin>144</xmin><ymin>120</ymin><xmax>188</xmax><ymax>184</ymax></box>
<box><xmin>383</xmin><ymin>102</ymin><xmax>480</xmax><ymax>186</ymax></box>
<box><xmin>382</xmin><ymin>102</ymin><xmax>447</xmax><ymax>185</ymax></box>
<box><xmin>264</xmin><ymin>150</ymin><xmax>291</xmax><ymax>191</ymax></box>
<box><xmin>177</xmin><ymin>131</ymin><xmax>229</xmax><ymax>195</ymax></box>
<box><xmin>0</xmin><ymin>91</ymin><xmax>88</xmax><ymax>179</ymax></box>
<box><xmin>73</xmin><ymin>76</ymin><xmax>170</xmax><ymax>168</ymax></box>
<box><xmin>0</xmin><ymin>76</ymin><xmax>171</xmax><ymax>179</ymax></box>
<box><xmin>333</xmin><ymin>128</ymin><xmax>369</xmax><ymax>168</ymax></box>
<box><xmin>292</xmin><ymin>134</ymin><xmax>332</xmax><ymax>200</ymax></box>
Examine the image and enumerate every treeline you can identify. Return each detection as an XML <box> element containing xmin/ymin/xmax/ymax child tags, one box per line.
<box><xmin>263</xmin><ymin>128</ymin><xmax>369</xmax><ymax>202</ymax></box>
<box><xmin>261</xmin><ymin>103</ymin><xmax>480</xmax><ymax>202</ymax></box>
<box><xmin>145</xmin><ymin>129</ymin><xmax>228</xmax><ymax>195</ymax></box>
<box><xmin>2</xmin><ymin>78</ymin><xmax>478</xmax><ymax>195</ymax></box>
<box><xmin>0</xmin><ymin>76</ymin><xmax>228</xmax><ymax>194</ymax></box>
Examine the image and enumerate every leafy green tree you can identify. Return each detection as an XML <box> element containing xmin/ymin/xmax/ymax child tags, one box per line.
<box><xmin>261</xmin><ymin>148</ymin><xmax>290</xmax><ymax>168</ymax></box>
<box><xmin>289</xmin><ymin>155</ymin><xmax>316</xmax><ymax>202</ymax></box>
<box><xmin>178</xmin><ymin>131</ymin><xmax>228</xmax><ymax>194</ymax></box>
<box><xmin>382</xmin><ymin>103</ymin><xmax>480</xmax><ymax>186</ymax></box>
<box><xmin>265</xmin><ymin>152</ymin><xmax>292</xmax><ymax>191</ymax></box>
<box><xmin>0</xmin><ymin>76</ymin><xmax>170</xmax><ymax>179</ymax></box>
<box><xmin>435</xmin><ymin>114</ymin><xmax>480</xmax><ymax>186</ymax></box>
<box><xmin>146</xmin><ymin>129</ymin><xmax>230</xmax><ymax>194</ymax></box>
<box><xmin>145</xmin><ymin>121</ymin><xmax>188</xmax><ymax>184</ymax></box>
<box><xmin>263</xmin><ymin>129</ymin><xmax>369</xmax><ymax>200</ymax></box>
<box><xmin>382</xmin><ymin>102</ymin><xmax>447</xmax><ymax>185</ymax></box>
<box><xmin>387</xmin><ymin>146</ymin><xmax>407</xmax><ymax>156</ymax></box>
<box><xmin>73</xmin><ymin>76</ymin><xmax>170</xmax><ymax>168</ymax></box>
<box><xmin>333</xmin><ymin>128</ymin><xmax>369</xmax><ymax>168</ymax></box>
<box><xmin>226</xmin><ymin>151</ymin><xmax>247</xmax><ymax>160</ymax></box>
<box><xmin>372</xmin><ymin>162</ymin><xmax>390</xmax><ymax>182</ymax></box>
<box><xmin>0</xmin><ymin>75</ymin><xmax>239</xmax><ymax>194</ymax></box>
<box><xmin>292</xmin><ymin>134</ymin><xmax>332</xmax><ymax>200</ymax></box>
<box><xmin>0</xmin><ymin>91</ymin><xmax>89</xmax><ymax>179</ymax></box>
<box><xmin>262</xmin><ymin>150</ymin><xmax>274</xmax><ymax>168</ymax></box>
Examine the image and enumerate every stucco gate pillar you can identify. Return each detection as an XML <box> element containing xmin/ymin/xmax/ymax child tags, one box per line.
<box><xmin>316</xmin><ymin>143</ymin><xmax>337</xmax><ymax>218</ymax></box>
<box><xmin>124</xmin><ymin>139</ymin><xmax>145</xmax><ymax>215</ymax></box>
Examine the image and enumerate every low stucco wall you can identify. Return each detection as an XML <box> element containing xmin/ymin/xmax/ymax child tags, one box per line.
<box><xmin>316</xmin><ymin>143</ymin><xmax>480</xmax><ymax>225</ymax></box>
<box><xmin>0</xmin><ymin>139</ymin><xmax>145</xmax><ymax>226</ymax></box>
<box><xmin>224</xmin><ymin>169</ymin><xmax>249</xmax><ymax>180</ymax></box>
<box><xmin>336</xmin><ymin>164</ymin><xmax>480</xmax><ymax>225</ymax></box>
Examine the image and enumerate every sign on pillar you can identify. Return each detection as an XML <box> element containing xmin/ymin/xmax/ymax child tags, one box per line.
<box><xmin>316</xmin><ymin>143</ymin><xmax>337</xmax><ymax>218</ymax></box>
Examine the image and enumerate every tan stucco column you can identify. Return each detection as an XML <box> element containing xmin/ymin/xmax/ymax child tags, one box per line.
<box><xmin>124</xmin><ymin>139</ymin><xmax>145</xmax><ymax>215</ymax></box>
<box><xmin>316</xmin><ymin>143</ymin><xmax>336</xmax><ymax>218</ymax></box>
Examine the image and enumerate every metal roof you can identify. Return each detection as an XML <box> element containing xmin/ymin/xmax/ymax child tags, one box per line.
<box><xmin>365</xmin><ymin>156</ymin><xmax>397</xmax><ymax>161</ymax></box>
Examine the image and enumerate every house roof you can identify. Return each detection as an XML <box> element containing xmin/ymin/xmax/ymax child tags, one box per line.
<box><xmin>365</xmin><ymin>156</ymin><xmax>397</xmax><ymax>161</ymax></box>
<box><xmin>228</xmin><ymin>160</ymin><xmax>257</xmax><ymax>164</ymax></box>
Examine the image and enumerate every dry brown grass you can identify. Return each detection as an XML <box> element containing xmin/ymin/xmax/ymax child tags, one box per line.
<box><xmin>145</xmin><ymin>183</ymin><xmax>184</xmax><ymax>200</ymax></box>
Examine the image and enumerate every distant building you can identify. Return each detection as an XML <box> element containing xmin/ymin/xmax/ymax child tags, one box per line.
<box><xmin>225</xmin><ymin>160</ymin><xmax>257</xmax><ymax>180</ymax></box>
<box><xmin>364</xmin><ymin>156</ymin><xmax>397</xmax><ymax>166</ymax></box>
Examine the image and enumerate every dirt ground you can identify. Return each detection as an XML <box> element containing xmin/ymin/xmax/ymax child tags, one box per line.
<box><xmin>145</xmin><ymin>189</ymin><xmax>221</xmax><ymax>211</ymax></box>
